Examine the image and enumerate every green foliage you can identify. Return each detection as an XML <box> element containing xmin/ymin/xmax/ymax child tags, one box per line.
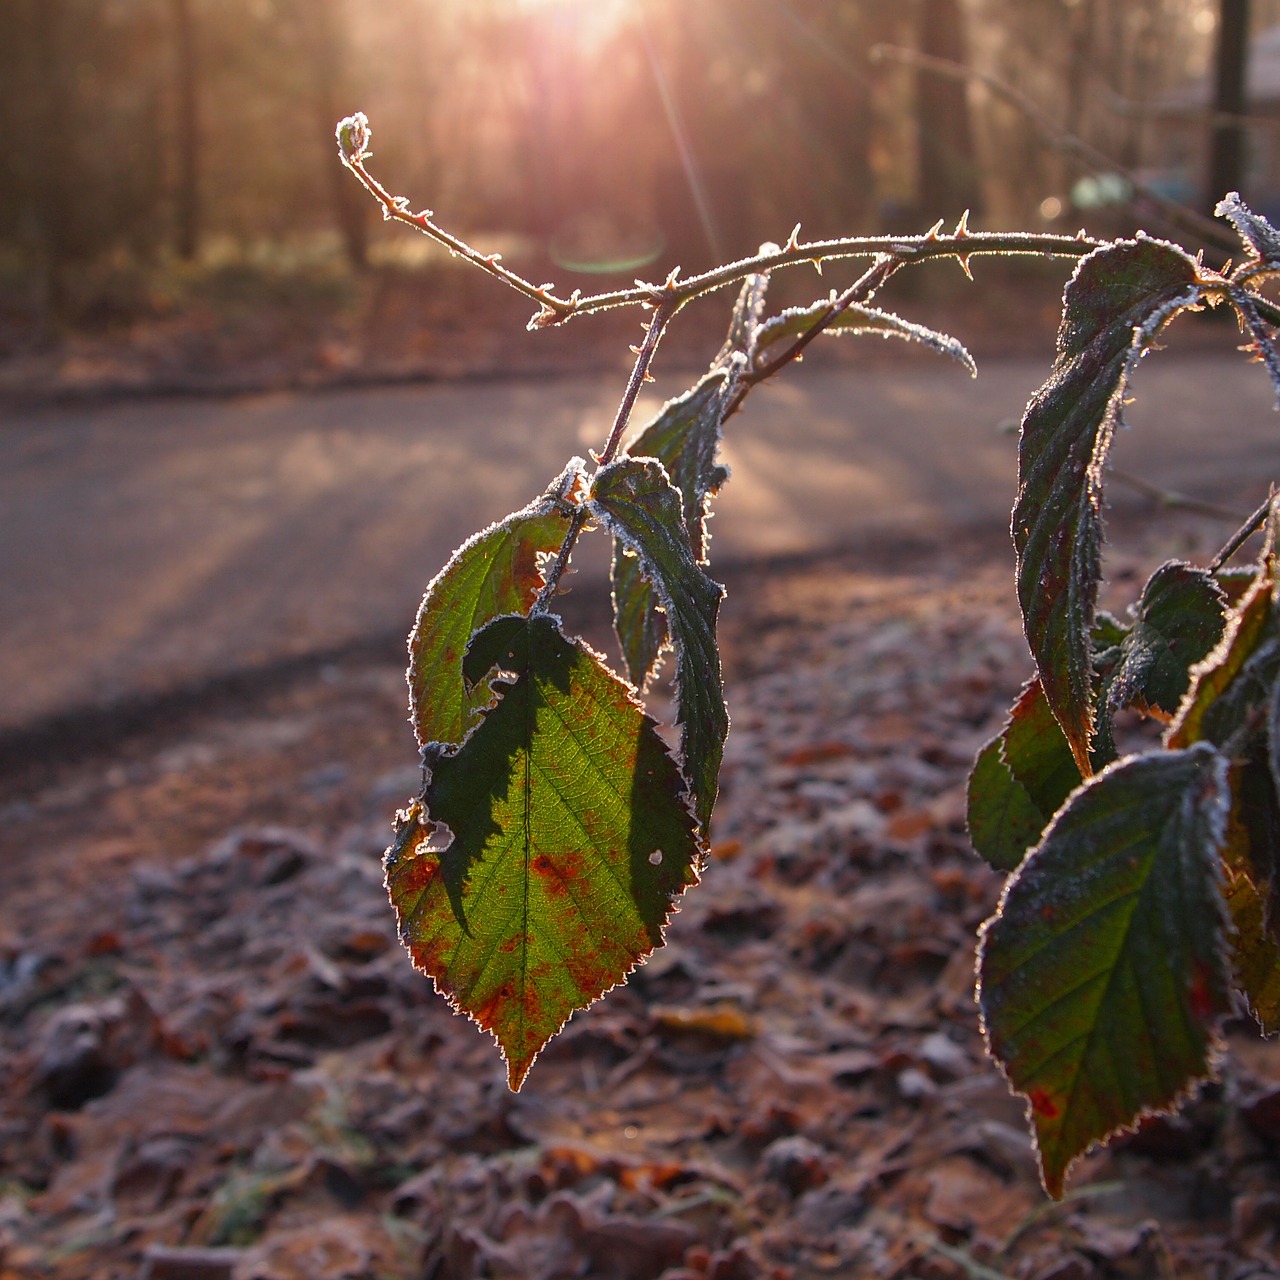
<box><xmin>343</xmin><ymin>121</ymin><xmax>1280</xmax><ymax>1197</ymax></box>
<box><xmin>1011</xmin><ymin>237</ymin><xmax>1202</xmax><ymax>774</ymax></box>
<box><xmin>388</xmin><ymin>612</ymin><xmax>700</xmax><ymax>1089</ymax></box>
<box><xmin>977</xmin><ymin>743</ymin><xmax>1233</xmax><ymax>1197</ymax></box>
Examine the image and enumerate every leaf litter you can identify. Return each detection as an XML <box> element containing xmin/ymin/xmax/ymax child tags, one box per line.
<box><xmin>3</xmin><ymin>531</ymin><xmax>1280</xmax><ymax>1279</ymax></box>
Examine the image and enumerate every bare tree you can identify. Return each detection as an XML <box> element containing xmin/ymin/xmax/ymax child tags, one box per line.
<box><xmin>1207</xmin><ymin>0</ymin><xmax>1250</xmax><ymax>208</ymax></box>
<box><xmin>916</xmin><ymin>0</ymin><xmax>984</xmax><ymax>219</ymax></box>
<box><xmin>170</xmin><ymin>0</ymin><xmax>201</xmax><ymax>261</ymax></box>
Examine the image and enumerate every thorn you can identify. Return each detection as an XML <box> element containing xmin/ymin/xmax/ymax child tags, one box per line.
<box><xmin>664</xmin><ymin>265</ymin><xmax>681</xmax><ymax>288</ymax></box>
<box><xmin>954</xmin><ymin>209</ymin><xmax>971</xmax><ymax>237</ymax></box>
<box><xmin>811</xmin><ymin>258</ymin><xmax>823</xmax><ymax>275</ymax></box>
<box><xmin>1077</xmin><ymin>228</ymin><xmax>1089</xmax><ymax>239</ymax></box>
<box><xmin>589</xmin><ymin>448</ymin><xmax>603</xmax><ymax>463</ymax></box>
<box><xmin>630</xmin><ymin>344</ymin><xmax>643</xmax><ymax>355</ymax></box>
<box><xmin>643</xmin><ymin>372</ymin><xmax>655</xmax><ymax>382</ymax></box>
<box><xmin>785</xmin><ymin>223</ymin><xmax>803</xmax><ymax>251</ymax></box>
<box><xmin>956</xmin><ymin>252</ymin><xmax>974</xmax><ymax>281</ymax></box>
<box><xmin>925</xmin><ymin>218</ymin><xmax>945</xmax><ymax>239</ymax></box>
<box><xmin>570</xmin><ymin>289</ymin><xmax>582</xmax><ymax>305</ymax></box>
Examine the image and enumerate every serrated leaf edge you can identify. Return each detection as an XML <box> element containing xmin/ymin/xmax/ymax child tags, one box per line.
<box><xmin>388</xmin><ymin>613</ymin><xmax>704</xmax><ymax>1090</ymax></box>
<box><xmin>1016</xmin><ymin>240</ymin><xmax>1204</xmax><ymax>773</ymax></box>
<box><xmin>407</xmin><ymin>458</ymin><xmax>587</xmax><ymax>747</ymax></box>
<box><xmin>756</xmin><ymin>298</ymin><xmax>976</xmax><ymax>376</ymax></box>
<box><xmin>975</xmin><ymin>742</ymin><xmax>1233</xmax><ymax>1197</ymax></box>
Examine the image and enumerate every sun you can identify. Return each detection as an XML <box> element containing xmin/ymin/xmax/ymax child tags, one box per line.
<box><xmin>511</xmin><ymin>0</ymin><xmax>635</xmax><ymax>41</ymax></box>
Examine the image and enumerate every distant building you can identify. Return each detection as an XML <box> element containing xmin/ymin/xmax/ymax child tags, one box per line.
<box><xmin>1149</xmin><ymin>24</ymin><xmax>1280</xmax><ymax>218</ymax></box>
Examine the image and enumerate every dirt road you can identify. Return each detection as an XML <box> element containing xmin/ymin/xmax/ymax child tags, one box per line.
<box><xmin>2</xmin><ymin>349</ymin><xmax>1277</xmax><ymax>733</ymax></box>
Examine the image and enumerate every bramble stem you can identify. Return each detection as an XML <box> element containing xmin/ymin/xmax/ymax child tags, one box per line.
<box><xmin>337</xmin><ymin>116</ymin><xmax>1104</xmax><ymax>332</ymax></box>
<box><xmin>1210</xmin><ymin>492</ymin><xmax>1275</xmax><ymax>572</ymax></box>
<box><xmin>598</xmin><ymin>295</ymin><xmax>682</xmax><ymax>467</ymax></box>
<box><xmin>744</xmin><ymin>256</ymin><xmax>902</xmax><ymax>388</ymax></box>
<box><xmin>533</xmin><ymin>294</ymin><xmax>680</xmax><ymax>611</ymax></box>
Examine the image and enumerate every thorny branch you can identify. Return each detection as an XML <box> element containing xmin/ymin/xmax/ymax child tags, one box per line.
<box><xmin>336</xmin><ymin>113</ymin><xmax>1104</xmax><ymax>333</ymax></box>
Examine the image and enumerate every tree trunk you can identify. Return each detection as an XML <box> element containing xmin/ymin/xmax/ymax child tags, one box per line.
<box><xmin>23</xmin><ymin>0</ymin><xmax>74</xmax><ymax>320</ymax></box>
<box><xmin>1065</xmin><ymin>0</ymin><xmax>1096</xmax><ymax>140</ymax></box>
<box><xmin>170</xmin><ymin>0</ymin><xmax>200</xmax><ymax>261</ymax></box>
<box><xmin>299</xmin><ymin>0</ymin><xmax>368</xmax><ymax>271</ymax></box>
<box><xmin>915</xmin><ymin>0</ymin><xmax>983</xmax><ymax>220</ymax></box>
<box><xmin>1207</xmin><ymin>0</ymin><xmax>1250</xmax><ymax>209</ymax></box>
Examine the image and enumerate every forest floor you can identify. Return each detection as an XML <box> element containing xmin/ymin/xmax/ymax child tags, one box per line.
<box><xmin>3</xmin><ymin>524</ymin><xmax>1280</xmax><ymax>1280</ymax></box>
<box><xmin>2</xmin><ymin>252</ymin><xmax>1279</xmax><ymax>1279</ymax></box>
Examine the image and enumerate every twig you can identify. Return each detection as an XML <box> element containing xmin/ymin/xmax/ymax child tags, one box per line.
<box><xmin>598</xmin><ymin>293</ymin><xmax>682</xmax><ymax>467</ymax></box>
<box><xmin>534</xmin><ymin>293</ymin><xmax>682</xmax><ymax>610</ymax></box>
<box><xmin>336</xmin><ymin>112</ymin><xmax>1104</xmax><ymax>332</ymax></box>
<box><xmin>869</xmin><ymin>44</ymin><xmax>1236</xmax><ymax>253</ymax></box>
<box><xmin>1108</xmin><ymin>467</ymin><xmax>1247</xmax><ymax>523</ymax></box>
<box><xmin>744</xmin><ymin>255</ymin><xmax>903</xmax><ymax>387</ymax></box>
<box><xmin>1209</xmin><ymin>492</ymin><xmax>1275</xmax><ymax>572</ymax></box>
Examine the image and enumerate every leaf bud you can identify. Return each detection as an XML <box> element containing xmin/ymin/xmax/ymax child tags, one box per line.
<box><xmin>336</xmin><ymin>112</ymin><xmax>371</xmax><ymax>164</ymax></box>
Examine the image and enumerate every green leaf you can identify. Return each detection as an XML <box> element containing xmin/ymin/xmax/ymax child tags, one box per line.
<box><xmin>754</xmin><ymin>299</ymin><xmax>976</xmax><ymax>376</ymax></box>
<box><xmin>968</xmin><ymin>680</ymin><xmax>1083</xmax><ymax>872</ymax></box>
<box><xmin>386</xmin><ymin>613</ymin><xmax>701</xmax><ymax>1090</ymax></box>
<box><xmin>1104</xmin><ymin>562</ymin><xmax>1227</xmax><ymax>721</ymax></box>
<box><xmin>408</xmin><ymin>467</ymin><xmax>580</xmax><ymax>746</ymax></box>
<box><xmin>978</xmin><ymin>743</ymin><xmax>1232</xmax><ymax>1198</ymax></box>
<box><xmin>967</xmin><ymin>740</ymin><xmax>1049</xmax><ymax>874</ymax></box>
<box><xmin>591</xmin><ymin>459</ymin><xmax>728</xmax><ymax>834</ymax></box>
<box><xmin>1013</xmin><ymin>237</ymin><xmax>1203</xmax><ymax>773</ymax></box>
<box><xmin>614</xmin><ymin>372</ymin><xmax>733</xmax><ymax>687</ymax></box>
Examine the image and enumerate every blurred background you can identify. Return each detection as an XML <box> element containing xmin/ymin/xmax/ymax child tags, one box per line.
<box><xmin>2</xmin><ymin>0</ymin><xmax>1278</xmax><ymax>389</ymax></box>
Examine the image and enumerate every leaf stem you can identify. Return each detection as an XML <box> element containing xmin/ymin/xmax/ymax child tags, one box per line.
<box><xmin>743</xmin><ymin>255</ymin><xmax>902</xmax><ymax>388</ymax></box>
<box><xmin>598</xmin><ymin>295</ymin><xmax>681</xmax><ymax>467</ymax></box>
<box><xmin>533</xmin><ymin>296</ymin><xmax>681</xmax><ymax>612</ymax></box>
<box><xmin>1209</xmin><ymin>492</ymin><xmax>1275</xmax><ymax>572</ymax></box>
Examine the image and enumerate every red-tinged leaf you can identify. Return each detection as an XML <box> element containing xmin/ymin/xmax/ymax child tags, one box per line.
<box><xmin>408</xmin><ymin>467</ymin><xmax>580</xmax><ymax>746</ymax></box>
<box><xmin>386</xmin><ymin>613</ymin><xmax>700</xmax><ymax>1090</ymax></box>
<box><xmin>614</xmin><ymin>371</ymin><xmax>733</xmax><ymax>687</ymax></box>
<box><xmin>591</xmin><ymin>459</ymin><xmax>728</xmax><ymax>834</ymax></box>
<box><xmin>1013</xmin><ymin>237</ymin><xmax>1203</xmax><ymax>774</ymax></box>
<box><xmin>968</xmin><ymin>680</ymin><xmax>1082</xmax><ymax>872</ymax></box>
<box><xmin>1224</xmin><ymin>763</ymin><xmax>1280</xmax><ymax>1035</ymax></box>
<box><xmin>978</xmin><ymin>743</ymin><xmax>1232</xmax><ymax>1197</ymax></box>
